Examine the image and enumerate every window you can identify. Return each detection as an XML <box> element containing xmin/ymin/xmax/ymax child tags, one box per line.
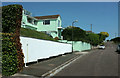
<box><xmin>34</xmin><ymin>20</ymin><xmax>38</xmax><ymax>25</ymax></box>
<box><xmin>23</xmin><ymin>22</ymin><xmax>25</xmax><ymax>24</ymax></box>
<box><xmin>27</xmin><ymin>17</ymin><xmax>33</xmax><ymax>24</ymax></box>
<box><xmin>43</xmin><ymin>20</ymin><xmax>50</xmax><ymax>25</ymax></box>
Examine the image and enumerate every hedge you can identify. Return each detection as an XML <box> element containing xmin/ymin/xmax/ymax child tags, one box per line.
<box><xmin>2</xmin><ymin>33</ymin><xmax>17</xmax><ymax>76</ymax></box>
<box><xmin>111</xmin><ymin>37</ymin><xmax>120</xmax><ymax>43</ymax></box>
<box><xmin>2</xmin><ymin>4</ymin><xmax>24</xmax><ymax>76</ymax></box>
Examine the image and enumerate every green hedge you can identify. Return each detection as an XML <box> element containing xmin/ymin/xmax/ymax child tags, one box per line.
<box><xmin>2</xmin><ymin>4</ymin><xmax>24</xmax><ymax>76</ymax></box>
<box><xmin>111</xmin><ymin>37</ymin><xmax>120</xmax><ymax>43</ymax></box>
<box><xmin>2</xmin><ymin>4</ymin><xmax>22</xmax><ymax>33</ymax></box>
<box><xmin>2</xmin><ymin>33</ymin><xmax>17</xmax><ymax>76</ymax></box>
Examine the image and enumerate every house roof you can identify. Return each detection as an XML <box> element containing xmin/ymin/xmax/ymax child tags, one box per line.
<box><xmin>34</xmin><ymin>15</ymin><xmax>60</xmax><ymax>19</ymax></box>
<box><xmin>86</xmin><ymin>31</ymin><xmax>93</xmax><ymax>33</ymax></box>
<box><xmin>86</xmin><ymin>31</ymin><xmax>92</xmax><ymax>33</ymax></box>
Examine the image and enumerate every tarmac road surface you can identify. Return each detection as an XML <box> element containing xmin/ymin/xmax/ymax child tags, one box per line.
<box><xmin>54</xmin><ymin>42</ymin><xmax>119</xmax><ymax>77</ymax></box>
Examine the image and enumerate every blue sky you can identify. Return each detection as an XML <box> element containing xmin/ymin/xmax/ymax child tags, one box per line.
<box><xmin>2</xmin><ymin>2</ymin><xmax>118</xmax><ymax>40</ymax></box>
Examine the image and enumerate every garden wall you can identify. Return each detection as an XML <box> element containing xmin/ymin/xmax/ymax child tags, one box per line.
<box><xmin>59</xmin><ymin>40</ymin><xmax>91</xmax><ymax>51</ymax></box>
<box><xmin>20</xmin><ymin>37</ymin><xmax>72</xmax><ymax>64</ymax></box>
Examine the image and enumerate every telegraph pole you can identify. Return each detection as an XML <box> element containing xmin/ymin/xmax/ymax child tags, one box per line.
<box><xmin>72</xmin><ymin>20</ymin><xmax>78</xmax><ymax>52</ymax></box>
<box><xmin>91</xmin><ymin>24</ymin><xmax>92</xmax><ymax>32</ymax></box>
<box><xmin>115</xmin><ymin>33</ymin><xmax>117</xmax><ymax>38</ymax></box>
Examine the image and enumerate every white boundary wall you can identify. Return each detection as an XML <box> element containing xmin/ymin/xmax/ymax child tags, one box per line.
<box><xmin>20</xmin><ymin>37</ymin><xmax>72</xmax><ymax>63</ymax></box>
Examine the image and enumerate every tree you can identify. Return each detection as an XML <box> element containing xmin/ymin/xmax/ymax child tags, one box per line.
<box><xmin>85</xmin><ymin>33</ymin><xmax>100</xmax><ymax>46</ymax></box>
<box><xmin>62</xmin><ymin>26</ymin><xmax>109</xmax><ymax>46</ymax></box>
<box><xmin>100</xmin><ymin>32</ymin><xmax>109</xmax><ymax>37</ymax></box>
<box><xmin>97</xmin><ymin>33</ymin><xmax>106</xmax><ymax>44</ymax></box>
<box><xmin>62</xmin><ymin>26</ymin><xmax>86</xmax><ymax>41</ymax></box>
<box><xmin>111</xmin><ymin>37</ymin><xmax>120</xmax><ymax>43</ymax></box>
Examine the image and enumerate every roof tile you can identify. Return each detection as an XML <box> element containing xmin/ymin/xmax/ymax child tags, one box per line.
<box><xmin>34</xmin><ymin>15</ymin><xmax>60</xmax><ymax>19</ymax></box>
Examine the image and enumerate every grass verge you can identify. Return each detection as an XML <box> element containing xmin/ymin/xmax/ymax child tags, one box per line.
<box><xmin>20</xmin><ymin>28</ymin><xmax>57</xmax><ymax>42</ymax></box>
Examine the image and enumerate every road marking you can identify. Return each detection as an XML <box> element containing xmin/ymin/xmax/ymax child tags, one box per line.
<box><xmin>42</xmin><ymin>52</ymin><xmax>89</xmax><ymax>78</ymax></box>
<box><xmin>74</xmin><ymin>52</ymin><xmax>88</xmax><ymax>55</ymax></box>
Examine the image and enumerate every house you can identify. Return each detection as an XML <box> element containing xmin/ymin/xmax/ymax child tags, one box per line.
<box><xmin>86</xmin><ymin>31</ymin><xmax>93</xmax><ymax>34</ymax></box>
<box><xmin>21</xmin><ymin>9</ymin><xmax>62</xmax><ymax>39</ymax></box>
<box><xmin>34</xmin><ymin>15</ymin><xmax>62</xmax><ymax>39</ymax></box>
<box><xmin>21</xmin><ymin>9</ymin><xmax>38</xmax><ymax>31</ymax></box>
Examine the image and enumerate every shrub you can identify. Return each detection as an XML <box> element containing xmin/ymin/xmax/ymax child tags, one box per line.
<box><xmin>54</xmin><ymin>37</ymin><xmax>59</xmax><ymax>40</ymax></box>
<box><xmin>2</xmin><ymin>4</ymin><xmax>24</xmax><ymax>76</ymax></box>
<box><xmin>2</xmin><ymin>33</ymin><xmax>17</xmax><ymax>76</ymax></box>
<box><xmin>62</xmin><ymin>26</ymin><xmax>86</xmax><ymax>41</ymax></box>
<box><xmin>111</xmin><ymin>37</ymin><xmax>120</xmax><ymax>43</ymax></box>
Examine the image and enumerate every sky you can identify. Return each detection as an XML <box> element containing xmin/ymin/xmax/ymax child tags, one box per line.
<box><xmin>2</xmin><ymin>2</ymin><xmax>118</xmax><ymax>40</ymax></box>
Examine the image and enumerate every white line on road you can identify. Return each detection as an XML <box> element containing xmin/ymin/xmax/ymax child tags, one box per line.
<box><xmin>42</xmin><ymin>52</ymin><xmax>89</xmax><ymax>78</ymax></box>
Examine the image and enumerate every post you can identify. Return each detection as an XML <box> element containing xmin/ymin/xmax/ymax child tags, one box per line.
<box><xmin>91</xmin><ymin>24</ymin><xmax>92</xmax><ymax>32</ymax></box>
<box><xmin>25</xmin><ymin>43</ymin><xmax>28</xmax><ymax>67</ymax></box>
<box><xmin>72</xmin><ymin>22</ymin><xmax>74</xmax><ymax>52</ymax></box>
<box><xmin>71</xmin><ymin>20</ymin><xmax>78</xmax><ymax>52</ymax></box>
<box><xmin>115</xmin><ymin>33</ymin><xmax>117</xmax><ymax>38</ymax></box>
<box><xmin>27</xmin><ymin>43</ymin><xmax>28</xmax><ymax>63</ymax></box>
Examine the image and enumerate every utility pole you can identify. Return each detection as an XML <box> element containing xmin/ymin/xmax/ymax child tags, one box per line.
<box><xmin>91</xmin><ymin>24</ymin><xmax>92</xmax><ymax>32</ymax></box>
<box><xmin>115</xmin><ymin>33</ymin><xmax>117</xmax><ymax>38</ymax></box>
<box><xmin>72</xmin><ymin>22</ymin><xmax>73</xmax><ymax>52</ymax></box>
<box><xmin>72</xmin><ymin>20</ymin><xmax>78</xmax><ymax>52</ymax></box>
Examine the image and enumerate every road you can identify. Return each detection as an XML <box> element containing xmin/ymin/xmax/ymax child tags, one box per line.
<box><xmin>53</xmin><ymin>42</ymin><xmax>119</xmax><ymax>77</ymax></box>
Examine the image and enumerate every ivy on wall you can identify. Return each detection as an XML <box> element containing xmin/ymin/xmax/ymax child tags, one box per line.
<box><xmin>2</xmin><ymin>4</ymin><xmax>24</xmax><ymax>76</ymax></box>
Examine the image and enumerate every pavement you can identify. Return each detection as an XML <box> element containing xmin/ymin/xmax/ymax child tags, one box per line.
<box><xmin>2</xmin><ymin>51</ymin><xmax>89</xmax><ymax>78</ymax></box>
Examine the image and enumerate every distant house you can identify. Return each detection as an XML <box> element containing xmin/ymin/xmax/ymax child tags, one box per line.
<box><xmin>21</xmin><ymin>9</ymin><xmax>62</xmax><ymax>39</ymax></box>
<box><xmin>86</xmin><ymin>31</ymin><xmax>93</xmax><ymax>34</ymax></box>
<box><xmin>34</xmin><ymin>15</ymin><xmax>62</xmax><ymax>39</ymax></box>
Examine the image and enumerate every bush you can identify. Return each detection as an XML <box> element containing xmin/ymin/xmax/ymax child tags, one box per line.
<box><xmin>86</xmin><ymin>33</ymin><xmax>100</xmax><ymax>46</ymax></box>
<box><xmin>111</xmin><ymin>37</ymin><xmax>120</xmax><ymax>43</ymax></box>
<box><xmin>2</xmin><ymin>4</ymin><xmax>24</xmax><ymax>76</ymax></box>
<box><xmin>2</xmin><ymin>33</ymin><xmax>18</xmax><ymax>76</ymax></box>
<box><xmin>62</xmin><ymin>26</ymin><xmax>104</xmax><ymax>46</ymax></box>
<box><xmin>62</xmin><ymin>26</ymin><xmax>86</xmax><ymax>41</ymax></box>
<box><xmin>54</xmin><ymin>37</ymin><xmax>59</xmax><ymax>40</ymax></box>
<box><xmin>2</xmin><ymin>4</ymin><xmax>22</xmax><ymax>33</ymax></box>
